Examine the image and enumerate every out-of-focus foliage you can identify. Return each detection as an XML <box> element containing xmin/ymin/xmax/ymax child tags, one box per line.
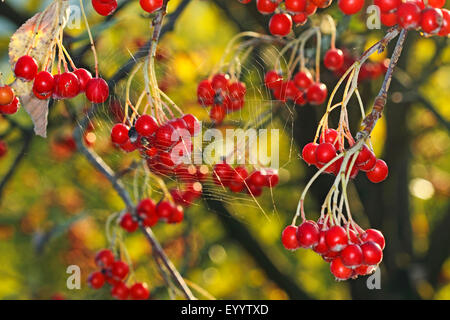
<box><xmin>0</xmin><ymin>0</ymin><xmax>449</xmax><ymax>300</ymax></box>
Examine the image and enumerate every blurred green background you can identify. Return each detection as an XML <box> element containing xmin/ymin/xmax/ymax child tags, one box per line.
<box><xmin>0</xmin><ymin>0</ymin><xmax>449</xmax><ymax>300</ymax></box>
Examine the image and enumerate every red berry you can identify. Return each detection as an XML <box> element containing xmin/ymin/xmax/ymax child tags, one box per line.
<box><xmin>313</xmin><ymin>230</ymin><xmax>330</xmax><ymax>255</ymax></box>
<box><xmin>247</xmin><ymin>183</ymin><xmax>263</xmax><ymax>197</ymax></box>
<box><xmin>438</xmin><ymin>9</ymin><xmax>450</xmax><ymax>36</ymax></box>
<box><xmin>111</xmin><ymin>282</ymin><xmax>129</xmax><ymax>300</ymax></box>
<box><xmin>305</xmin><ymin>1</ymin><xmax>318</xmax><ymax>15</ymax></box>
<box><xmin>0</xmin><ymin>96</ymin><xmax>20</xmax><ymax>115</ymax></box>
<box><xmin>361</xmin><ymin>241</ymin><xmax>383</xmax><ymax>265</ymax></box>
<box><xmin>355</xmin><ymin>145</ymin><xmax>372</xmax><ymax>166</ymax></box>
<box><xmin>213</xmin><ymin>163</ymin><xmax>233</xmax><ymax>186</ymax></box>
<box><xmin>282</xmin><ymin>226</ymin><xmax>300</xmax><ymax>250</ymax></box>
<box><xmin>92</xmin><ymin>0</ymin><xmax>118</xmax><ymax>16</ymax></box>
<box><xmin>168</xmin><ymin>205</ymin><xmax>184</xmax><ymax>224</ymax></box>
<box><xmin>361</xmin><ymin>229</ymin><xmax>385</xmax><ymax>250</ymax></box>
<box><xmin>264</xmin><ymin>169</ymin><xmax>279</xmax><ymax>187</ymax></box>
<box><xmin>182</xmin><ymin>114</ymin><xmax>201</xmax><ymax>136</ymax></box>
<box><xmin>296</xmin><ymin>220</ymin><xmax>320</xmax><ymax>248</ymax></box>
<box><xmin>285</xmin><ymin>0</ymin><xmax>307</xmax><ymax>12</ymax></box>
<box><xmin>156</xmin><ymin>200</ymin><xmax>175</xmax><ymax>221</ymax></box>
<box><xmin>88</xmin><ymin>271</ymin><xmax>105</xmax><ymax>289</ymax></box>
<box><xmin>33</xmin><ymin>71</ymin><xmax>55</xmax><ymax>95</ymax></box>
<box><xmin>74</xmin><ymin>68</ymin><xmax>92</xmax><ymax>92</ymax></box>
<box><xmin>58</xmin><ymin>72</ymin><xmax>80</xmax><ymax>98</ymax></box>
<box><xmin>111</xmin><ymin>260</ymin><xmax>129</xmax><ymax>280</ymax></box>
<box><xmin>420</xmin><ymin>8</ymin><xmax>444</xmax><ymax>34</ymax></box>
<box><xmin>248</xmin><ymin>170</ymin><xmax>266</xmax><ymax>187</ymax></box>
<box><xmin>338</xmin><ymin>0</ymin><xmax>364</xmax><ymax>15</ymax></box>
<box><xmin>355</xmin><ymin>264</ymin><xmax>376</xmax><ymax>276</ymax></box>
<box><xmin>357</xmin><ymin>150</ymin><xmax>376</xmax><ymax>172</ymax></box>
<box><xmin>374</xmin><ymin>0</ymin><xmax>401</xmax><ymax>12</ymax></box>
<box><xmin>324</xmin><ymin>48</ymin><xmax>344</xmax><ymax>71</ymax></box>
<box><xmin>306</xmin><ymin>82</ymin><xmax>327</xmax><ymax>105</ymax></box>
<box><xmin>139</xmin><ymin>0</ymin><xmax>163</xmax><ymax>13</ymax></box>
<box><xmin>381</xmin><ymin>11</ymin><xmax>398</xmax><ymax>26</ymax></box>
<box><xmin>269</xmin><ymin>13</ymin><xmax>293</xmax><ymax>37</ymax></box>
<box><xmin>0</xmin><ymin>85</ymin><xmax>14</xmax><ymax>105</ymax></box>
<box><xmin>155</xmin><ymin>124</ymin><xmax>177</xmax><ymax>150</ymax></box>
<box><xmin>265</xmin><ymin>70</ymin><xmax>283</xmax><ymax>89</ymax></box>
<box><xmin>130</xmin><ymin>283</ymin><xmax>150</xmax><ymax>300</ymax></box>
<box><xmin>292</xmin><ymin>13</ymin><xmax>308</xmax><ymax>25</ymax></box>
<box><xmin>429</xmin><ymin>0</ymin><xmax>446</xmax><ymax>8</ymax></box>
<box><xmin>330</xmin><ymin>257</ymin><xmax>353</xmax><ymax>280</ymax></box>
<box><xmin>135</xmin><ymin>114</ymin><xmax>158</xmax><ymax>137</ymax></box>
<box><xmin>14</xmin><ymin>55</ymin><xmax>38</xmax><ymax>81</ymax></box>
<box><xmin>86</xmin><ymin>78</ymin><xmax>109</xmax><ymax>103</ymax></box>
<box><xmin>256</xmin><ymin>0</ymin><xmax>279</xmax><ymax>14</ymax></box>
<box><xmin>197</xmin><ymin>79</ymin><xmax>215</xmax><ymax>105</ymax></box>
<box><xmin>315</xmin><ymin>143</ymin><xmax>336</xmax><ymax>165</ymax></box>
<box><xmin>120</xmin><ymin>213</ymin><xmax>138</xmax><ymax>232</ymax></box>
<box><xmin>228</xmin><ymin>82</ymin><xmax>246</xmax><ymax>100</ymax></box>
<box><xmin>320</xmin><ymin>129</ymin><xmax>341</xmax><ymax>150</ymax></box>
<box><xmin>211</xmin><ymin>74</ymin><xmax>229</xmax><ymax>91</ymax></box>
<box><xmin>137</xmin><ymin>198</ymin><xmax>158</xmax><ymax>226</ymax></box>
<box><xmin>302</xmin><ymin>142</ymin><xmax>318</xmax><ymax>165</ymax></box>
<box><xmin>325</xmin><ymin>225</ymin><xmax>348</xmax><ymax>252</ymax></box>
<box><xmin>111</xmin><ymin>123</ymin><xmax>129</xmax><ymax>145</ymax></box>
<box><xmin>397</xmin><ymin>2</ymin><xmax>422</xmax><ymax>29</ymax></box>
<box><xmin>95</xmin><ymin>249</ymin><xmax>115</xmax><ymax>268</ymax></box>
<box><xmin>366</xmin><ymin>159</ymin><xmax>388</xmax><ymax>183</ymax></box>
<box><xmin>340</xmin><ymin>244</ymin><xmax>363</xmax><ymax>268</ymax></box>
<box><xmin>120</xmin><ymin>139</ymin><xmax>138</xmax><ymax>153</ymax></box>
<box><xmin>293</xmin><ymin>70</ymin><xmax>313</xmax><ymax>89</ymax></box>
<box><xmin>210</xmin><ymin>105</ymin><xmax>226</xmax><ymax>124</ymax></box>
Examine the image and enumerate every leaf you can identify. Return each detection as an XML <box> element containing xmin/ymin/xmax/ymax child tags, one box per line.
<box><xmin>8</xmin><ymin>0</ymin><xmax>70</xmax><ymax>137</ymax></box>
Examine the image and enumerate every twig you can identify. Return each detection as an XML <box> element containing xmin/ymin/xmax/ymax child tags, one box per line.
<box><xmin>357</xmin><ymin>29</ymin><xmax>408</xmax><ymax>140</ymax></box>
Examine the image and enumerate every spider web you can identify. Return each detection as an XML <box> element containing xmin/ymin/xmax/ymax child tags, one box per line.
<box><xmin>74</xmin><ymin>36</ymin><xmax>317</xmax><ymax>226</ymax></box>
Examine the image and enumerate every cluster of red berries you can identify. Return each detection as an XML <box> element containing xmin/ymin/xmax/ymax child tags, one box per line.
<box><xmin>376</xmin><ymin>0</ymin><xmax>450</xmax><ymax>35</ymax></box>
<box><xmin>212</xmin><ymin>163</ymin><xmax>279</xmax><ymax>196</ymax></box>
<box><xmin>111</xmin><ymin>113</ymin><xmax>200</xmax><ymax>176</ymax></box>
<box><xmin>301</xmin><ymin>129</ymin><xmax>389</xmax><ymax>183</ymax></box>
<box><xmin>92</xmin><ymin>0</ymin><xmax>163</xmax><ymax>16</ymax></box>
<box><xmin>0</xmin><ymin>85</ymin><xmax>19</xmax><ymax>115</ymax></box>
<box><xmin>197</xmin><ymin>74</ymin><xmax>246</xmax><ymax>125</ymax></box>
<box><xmin>334</xmin><ymin>49</ymin><xmax>389</xmax><ymax>82</ymax></box>
<box><xmin>239</xmin><ymin>0</ymin><xmax>332</xmax><ymax>36</ymax></box>
<box><xmin>13</xmin><ymin>55</ymin><xmax>109</xmax><ymax>103</ymax></box>
<box><xmin>119</xmin><ymin>197</ymin><xmax>185</xmax><ymax>231</ymax></box>
<box><xmin>282</xmin><ymin>220</ymin><xmax>385</xmax><ymax>280</ymax></box>
<box><xmin>264</xmin><ymin>69</ymin><xmax>328</xmax><ymax>105</ymax></box>
<box><xmin>88</xmin><ymin>249</ymin><xmax>150</xmax><ymax>300</ymax></box>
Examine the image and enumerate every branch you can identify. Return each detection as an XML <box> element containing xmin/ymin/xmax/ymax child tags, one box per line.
<box><xmin>357</xmin><ymin>29</ymin><xmax>407</xmax><ymax>140</ymax></box>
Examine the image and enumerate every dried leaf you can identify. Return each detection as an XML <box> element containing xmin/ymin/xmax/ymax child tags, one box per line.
<box><xmin>8</xmin><ymin>0</ymin><xmax>70</xmax><ymax>137</ymax></box>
